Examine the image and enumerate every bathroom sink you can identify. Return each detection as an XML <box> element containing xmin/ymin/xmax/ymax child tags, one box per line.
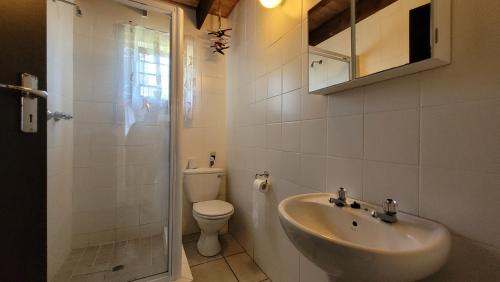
<box><xmin>278</xmin><ymin>193</ymin><xmax>451</xmax><ymax>282</ymax></box>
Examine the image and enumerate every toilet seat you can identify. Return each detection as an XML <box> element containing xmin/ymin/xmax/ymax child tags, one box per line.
<box><xmin>193</xmin><ymin>200</ymin><xmax>234</xmax><ymax>219</ymax></box>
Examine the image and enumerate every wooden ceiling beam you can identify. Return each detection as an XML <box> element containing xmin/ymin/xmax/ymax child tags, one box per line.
<box><xmin>196</xmin><ymin>0</ymin><xmax>216</xmax><ymax>29</ymax></box>
<box><xmin>165</xmin><ymin>0</ymin><xmax>239</xmax><ymax>20</ymax></box>
<box><xmin>309</xmin><ymin>0</ymin><xmax>398</xmax><ymax>46</ymax></box>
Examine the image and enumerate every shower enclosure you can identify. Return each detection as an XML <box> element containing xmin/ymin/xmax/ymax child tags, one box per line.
<box><xmin>48</xmin><ymin>0</ymin><xmax>183</xmax><ymax>281</ymax></box>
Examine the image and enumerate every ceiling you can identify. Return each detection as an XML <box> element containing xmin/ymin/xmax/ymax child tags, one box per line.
<box><xmin>164</xmin><ymin>0</ymin><xmax>239</xmax><ymax>17</ymax></box>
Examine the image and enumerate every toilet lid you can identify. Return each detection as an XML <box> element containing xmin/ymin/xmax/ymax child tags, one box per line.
<box><xmin>193</xmin><ymin>200</ymin><xmax>234</xmax><ymax>217</ymax></box>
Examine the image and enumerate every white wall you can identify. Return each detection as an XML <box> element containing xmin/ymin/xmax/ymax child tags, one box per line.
<box><xmin>181</xmin><ymin>10</ymin><xmax>227</xmax><ymax>235</ymax></box>
<box><xmin>226</xmin><ymin>0</ymin><xmax>500</xmax><ymax>281</ymax></box>
<box><xmin>47</xmin><ymin>0</ymin><xmax>74</xmax><ymax>280</ymax></box>
<box><xmin>72</xmin><ymin>0</ymin><xmax>170</xmax><ymax>247</ymax></box>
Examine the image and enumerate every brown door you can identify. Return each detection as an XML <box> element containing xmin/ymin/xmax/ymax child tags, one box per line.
<box><xmin>0</xmin><ymin>1</ymin><xmax>47</xmax><ymax>281</ymax></box>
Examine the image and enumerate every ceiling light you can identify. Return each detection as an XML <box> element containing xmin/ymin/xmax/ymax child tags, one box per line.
<box><xmin>259</xmin><ymin>0</ymin><xmax>282</xmax><ymax>9</ymax></box>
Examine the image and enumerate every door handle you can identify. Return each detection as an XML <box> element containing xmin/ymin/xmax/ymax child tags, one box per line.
<box><xmin>0</xmin><ymin>73</ymin><xmax>48</xmax><ymax>133</ymax></box>
<box><xmin>0</xmin><ymin>83</ymin><xmax>48</xmax><ymax>99</ymax></box>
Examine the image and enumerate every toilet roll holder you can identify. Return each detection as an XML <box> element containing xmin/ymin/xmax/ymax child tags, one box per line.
<box><xmin>255</xmin><ymin>171</ymin><xmax>270</xmax><ymax>186</ymax></box>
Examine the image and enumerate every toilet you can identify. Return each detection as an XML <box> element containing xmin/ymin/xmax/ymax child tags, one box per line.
<box><xmin>184</xmin><ymin>168</ymin><xmax>234</xmax><ymax>256</ymax></box>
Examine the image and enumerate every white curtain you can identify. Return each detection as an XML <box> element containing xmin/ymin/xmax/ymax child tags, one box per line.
<box><xmin>116</xmin><ymin>23</ymin><xmax>170</xmax><ymax>135</ymax></box>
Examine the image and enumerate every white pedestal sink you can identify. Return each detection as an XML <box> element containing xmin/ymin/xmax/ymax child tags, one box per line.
<box><xmin>278</xmin><ymin>193</ymin><xmax>451</xmax><ymax>282</ymax></box>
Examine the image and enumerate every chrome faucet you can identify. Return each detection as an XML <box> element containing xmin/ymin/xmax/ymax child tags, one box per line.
<box><xmin>372</xmin><ymin>199</ymin><xmax>398</xmax><ymax>223</ymax></box>
<box><xmin>329</xmin><ymin>187</ymin><xmax>347</xmax><ymax>207</ymax></box>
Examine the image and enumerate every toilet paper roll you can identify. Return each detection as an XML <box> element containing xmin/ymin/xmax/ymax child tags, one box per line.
<box><xmin>253</xmin><ymin>178</ymin><xmax>270</xmax><ymax>193</ymax></box>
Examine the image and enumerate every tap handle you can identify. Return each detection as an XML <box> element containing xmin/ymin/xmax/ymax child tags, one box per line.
<box><xmin>337</xmin><ymin>187</ymin><xmax>347</xmax><ymax>201</ymax></box>
<box><xmin>383</xmin><ymin>199</ymin><xmax>398</xmax><ymax>215</ymax></box>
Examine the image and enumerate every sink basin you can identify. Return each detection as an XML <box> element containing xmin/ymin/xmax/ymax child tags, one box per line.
<box><xmin>278</xmin><ymin>193</ymin><xmax>451</xmax><ymax>282</ymax></box>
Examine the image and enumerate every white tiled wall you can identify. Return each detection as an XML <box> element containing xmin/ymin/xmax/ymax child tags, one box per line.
<box><xmin>226</xmin><ymin>0</ymin><xmax>500</xmax><ymax>281</ymax></box>
<box><xmin>47</xmin><ymin>0</ymin><xmax>74</xmax><ymax>280</ymax></box>
<box><xmin>181</xmin><ymin>11</ymin><xmax>227</xmax><ymax>235</ymax></box>
<box><xmin>71</xmin><ymin>0</ymin><xmax>169</xmax><ymax>247</ymax></box>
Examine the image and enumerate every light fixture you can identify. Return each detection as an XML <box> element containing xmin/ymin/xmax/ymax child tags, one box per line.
<box><xmin>259</xmin><ymin>0</ymin><xmax>282</xmax><ymax>9</ymax></box>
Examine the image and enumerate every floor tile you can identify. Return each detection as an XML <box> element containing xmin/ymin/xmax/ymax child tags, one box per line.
<box><xmin>73</xmin><ymin>246</ymin><xmax>108</xmax><ymax>276</ymax></box>
<box><xmin>191</xmin><ymin>258</ymin><xmax>238</xmax><ymax>282</ymax></box>
<box><xmin>226</xmin><ymin>253</ymin><xmax>267</xmax><ymax>282</ymax></box>
<box><xmin>184</xmin><ymin>241</ymin><xmax>222</xmax><ymax>267</ymax></box>
<box><xmin>182</xmin><ymin>233</ymin><xmax>200</xmax><ymax>243</ymax></box>
<box><xmin>221</xmin><ymin>233</ymin><xmax>245</xmax><ymax>257</ymax></box>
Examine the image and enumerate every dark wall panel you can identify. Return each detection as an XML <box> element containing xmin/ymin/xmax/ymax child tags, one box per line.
<box><xmin>0</xmin><ymin>1</ymin><xmax>47</xmax><ymax>281</ymax></box>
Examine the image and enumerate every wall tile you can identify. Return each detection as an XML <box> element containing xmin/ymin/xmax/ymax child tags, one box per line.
<box><xmin>266</xmin><ymin>124</ymin><xmax>282</xmax><ymax>150</ymax></box>
<box><xmin>267</xmin><ymin>67</ymin><xmax>282</xmax><ymax>97</ymax></box>
<box><xmin>254</xmin><ymin>100</ymin><xmax>267</xmax><ymax>125</ymax></box>
<box><xmin>282</xmin><ymin>24</ymin><xmax>302</xmax><ymax>62</ymax></box>
<box><xmin>300</xmin><ymin>119</ymin><xmax>327</xmax><ymax>155</ymax></box>
<box><xmin>266</xmin><ymin>41</ymin><xmax>283</xmax><ymax>72</ymax></box>
<box><xmin>365</xmin><ymin>109</ymin><xmax>419</xmax><ymax>165</ymax></box>
<box><xmin>327</xmin><ymin>115</ymin><xmax>363</xmax><ymax>159</ymax></box>
<box><xmin>328</xmin><ymin>87</ymin><xmax>364</xmax><ymax>117</ymax></box>
<box><xmin>266</xmin><ymin>95</ymin><xmax>282</xmax><ymax>123</ymax></box>
<box><xmin>256</xmin><ymin>75</ymin><xmax>268</xmax><ymax>101</ymax></box>
<box><xmin>281</xmin><ymin>152</ymin><xmax>301</xmax><ymax>183</ymax></box>
<box><xmin>282</xmin><ymin>88</ymin><xmax>302</xmax><ymax>122</ymax></box>
<box><xmin>266</xmin><ymin>150</ymin><xmax>283</xmax><ymax>177</ymax></box>
<box><xmin>283</xmin><ymin>57</ymin><xmax>302</xmax><ymax>94</ymax></box>
<box><xmin>282</xmin><ymin>122</ymin><xmax>301</xmax><ymax>152</ymax></box>
<box><xmin>300</xmin><ymin>154</ymin><xmax>326</xmax><ymax>191</ymax></box>
<box><xmin>301</xmin><ymin>91</ymin><xmax>328</xmax><ymax>120</ymax></box>
<box><xmin>254</xmin><ymin>125</ymin><xmax>267</xmax><ymax>148</ymax></box>
<box><xmin>364</xmin><ymin>75</ymin><xmax>420</xmax><ymax>113</ymax></box>
<box><xmin>421</xmin><ymin>101</ymin><xmax>500</xmax><ymax>173</ymax></box>
<box><xmin>420</xmin><ymin>166</ymin><xmax>500</xmax><ymax>248</ymax></box>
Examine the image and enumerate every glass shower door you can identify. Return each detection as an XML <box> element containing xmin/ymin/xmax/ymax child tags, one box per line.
<box><xmin>112</xmin><ymin>6</ymin><xmax>172</xmax><ymax>281</ymax></box>
<box><xmin>70</xmin><ymin>0</ymin><xmax>173</xmax><ymax>280</ymax></box>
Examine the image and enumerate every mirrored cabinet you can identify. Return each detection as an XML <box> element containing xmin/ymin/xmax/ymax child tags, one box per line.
<box><xmin>308</xmin><ymin>0</ymin><xmax>451</xmax><ymax>95</ymax></box>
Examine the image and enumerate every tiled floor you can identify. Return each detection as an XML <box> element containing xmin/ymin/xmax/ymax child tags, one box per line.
<box><xmin>183</xmin><ymin>233</ymin><xmax>270</xmax><ymax>282</ymax></box>
<box><xmin>52</xmin><ymin>234</ymin><xmax>167</xmax><ymax>282</ymax></box>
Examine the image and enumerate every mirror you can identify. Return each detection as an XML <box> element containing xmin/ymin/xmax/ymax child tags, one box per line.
<box><xmin>308</xmin><ymin>0</ymin><xmax>353</xmax><ymax>92</ymax></box>
<box><xmin>308</xmin><ymin>0</ymin><xmax>451</xmax><ymax>95</ymax></box>
<box><xmin>354</xmin><ymin>0</ymin><xmax>431</xmax><ymax>77</ymax></box>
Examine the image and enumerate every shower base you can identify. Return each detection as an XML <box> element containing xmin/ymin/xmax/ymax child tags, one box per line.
<box><xmin>52</xmin><ymin>234</ymin><xmax>167</xmax><ymax>282</ymax></box>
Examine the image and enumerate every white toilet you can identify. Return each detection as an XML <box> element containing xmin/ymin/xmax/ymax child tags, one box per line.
<box><xmin>184</xmin><ymin>168</ymin><xmax>234</xmax><ymax>256</ymax></box>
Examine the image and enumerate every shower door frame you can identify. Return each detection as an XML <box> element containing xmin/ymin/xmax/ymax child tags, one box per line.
<box><xmin>115</xmin><ymin>0</ymin><xmax>184</xmax><ymax>280</ymax></box>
